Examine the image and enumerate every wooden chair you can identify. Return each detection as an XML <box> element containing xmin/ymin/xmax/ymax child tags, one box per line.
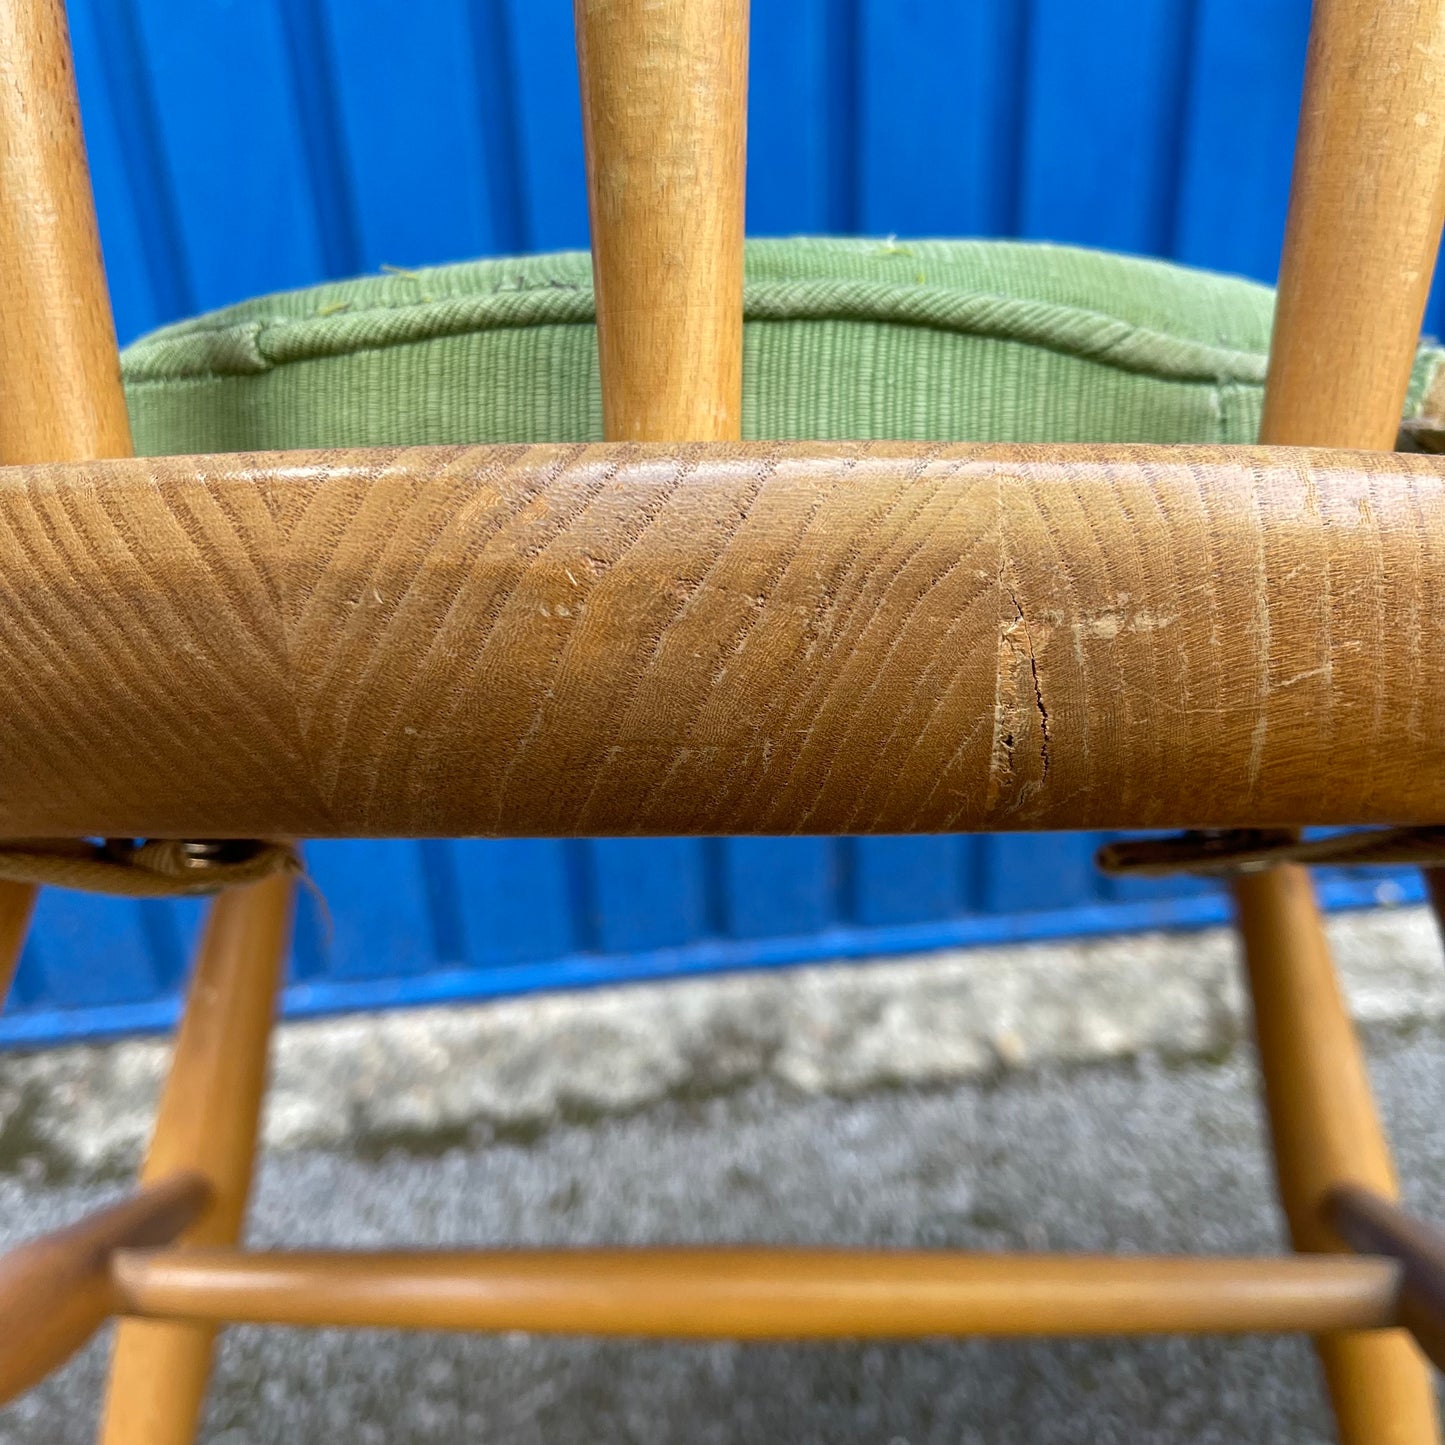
<box><xmin>1</xmin><ymin>0</ymin><xmax>1445</xmax><ymax>1440</ymax></box>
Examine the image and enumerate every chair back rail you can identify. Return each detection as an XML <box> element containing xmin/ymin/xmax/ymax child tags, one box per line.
<box><xmin>0</xmin><ymin>440</ymin><xmax>1440</xmax><ymax>839</ymax></box>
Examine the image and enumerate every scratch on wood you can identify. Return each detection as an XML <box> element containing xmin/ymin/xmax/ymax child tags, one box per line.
<box><xmin>1008</xmin><ymin>583</ymin><xmax>1052</xmax><ymax>783</ymax></box>
<box><xmin>990</xmin><ymin>546</ymin><xmax>1051</xmax><ymax>813</ymax></box>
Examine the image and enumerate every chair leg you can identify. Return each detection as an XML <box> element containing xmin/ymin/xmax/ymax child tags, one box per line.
<box><xmin>1425</xmin><ymin>870</ymin><xmax>1445</xmax><ymax>947</ymax></box>
<box><xmin>96</xmin><ymin>873</ymin><xmax>293</xmax><ymax>1445</ymax></box>
<box><xmin>1235</xmin><ymin>864</ymin><xmax>1440</xmax><ymax>1445</ymax></box>
<box><xmin>0</xmin><ymin>882</ymin><xmax>37</xmax><ymax>1007</ymax></box>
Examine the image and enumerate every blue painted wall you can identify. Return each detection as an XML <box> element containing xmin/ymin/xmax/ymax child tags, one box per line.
<box><xmin>1</xmin><ymin>0</ymin><xmax>1430</xmax><ymax>1047</ymax></box>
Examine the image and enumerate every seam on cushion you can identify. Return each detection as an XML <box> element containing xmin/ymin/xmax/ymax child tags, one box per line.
<box><xmin>132</xmin><ymin>273</ymin><xmax>594</xmax><ymax>346</ymax></box>
<box><xmin>123</xmin><ymin>277</ymin><xmax>1273</xmax><ymax>389</ymax></box>
<box><xmin>745</xmin><ymin>285</ymin><xmax>1267</xmax><ymax>384</ymax></box>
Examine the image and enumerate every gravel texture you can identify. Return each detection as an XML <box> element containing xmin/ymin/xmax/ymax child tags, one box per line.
<box><xmin>3</xmin><ymin>1026</ymin><xmax>1445</xmax><ymax>1442</ymax></box>
<box><xmin>2</xmin><ymin>906</ymin><xmax>1443</xmax><ymax>1442</ymax></box>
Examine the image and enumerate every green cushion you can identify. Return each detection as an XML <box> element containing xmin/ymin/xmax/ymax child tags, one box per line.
<box><xmin>120</xmin><ymin>237</ymin><xmax>1445</xmax><ymax>454</ymax></box>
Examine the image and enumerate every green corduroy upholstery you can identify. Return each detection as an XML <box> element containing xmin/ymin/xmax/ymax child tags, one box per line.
<box><xmin>120</xmin><ymin>237</ymin><xmax>1445</xmax><ymax>454</ymax></box>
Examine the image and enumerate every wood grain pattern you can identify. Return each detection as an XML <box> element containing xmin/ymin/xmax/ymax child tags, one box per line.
<box><xmin>576</xmin><ymin>0</ymin><xmax>748</xmax><ymax>441</ymax></box>
<box><xmin>1235</xmin><ymin>3</ymin><xmax>1445</xmax><ymax>1439</ymax></box>
<box><xmin>0</xmin><ymin>441</ymin><xmax>1440</xmax><ymax>839</ymax></box>
<box><xmin>0</xmin><ymin>0</ymin><xmax>137</xmax><ymax>1002</ymax></box>
<box><xmin>0</xmin><ymin>0</ymin><xmax>132</xmax><ymax>465</ymax></box>
<box><xmin>0</xmin><ymin>1174</ymin><xmax>209</xmax><ymax>1406</ymax></box>
<box><xmin>1330</xmin><ymin>1187</ymin><xmax>1445</xmax><ymax>1373</ymax></box>
<box><xmin>1261</xmin><ymin>0</ymin><xmax>1445</xmax><ymax>451</ymax></box>
<box><xmin>110</xmin><ymin>1247</ymin><xmax>1403</xmax><ymax>1340</ymax></box>
<box><xmin>99</xmin><ymin>873</ymin><xmax>293</xmax><ymax>1445</ymax></box>
<box><xmin>1237</xmin><ymin>864</ymin><xmax>1401</xmax><ymax>1256</ymax></box>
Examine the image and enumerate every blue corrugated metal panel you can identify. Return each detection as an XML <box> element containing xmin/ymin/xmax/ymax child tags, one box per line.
<box><xmin>1173</xmin><ymin>0</ymin><xmax>1308</xmax><ymax>286</ymax></box>
<box><xmin>0</xmin><ymin>868</ymin><xmax>1422</xmax><ymax>1050</ymax></box>
<box><xmin>1019</xmin><ymin>0</ymin><xmax>1196</xmax><ymax>256</ymax></box>
<box><xmin>124</xmin><ymin>0</ymin><xmax>330</xmax><ymax>312</ymax></box>
<box><xmin>859</xmin><ymin>0</ymin><xmax>1028</xmax><ymax>237</ymax></box>
<box><xmin>746</xmin><ymin>0</ymin><xmax>840</xmax><ymax>234</ymax></box>
<box><xmin>507</xmin><ymin>0</ymin><xmax>590</xmax><ymax>252</ymax></box>
<box><xmin>72</xmin><ymin>0</ymin><xmax>1327</xmax><ymax>337</ymax></box>
<box><xmin>5</xmin><ymin>0</ymin><xmax>1420</xmax><ymax>1050</ymax></box>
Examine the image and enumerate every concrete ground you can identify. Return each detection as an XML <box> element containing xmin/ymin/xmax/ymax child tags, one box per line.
<box><xmin>2</xmin><ymin>909</ymin><xmax>1443</xmax><ymax>1443</ymax></box>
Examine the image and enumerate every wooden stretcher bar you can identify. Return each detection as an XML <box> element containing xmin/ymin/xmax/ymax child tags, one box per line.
<box><xmin>107</xmin><ymin>1245</ymin><xmax>1405</xmax><ymax>1341</ymax></box>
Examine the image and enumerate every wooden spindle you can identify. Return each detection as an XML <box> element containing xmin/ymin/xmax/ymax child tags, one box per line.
<box><xmin>575</xmin><ymin>0</ymin><xmax>748</xmax><ymax>442</ymax></box>
<box><xmin>99</xmin><ymin>874</ymin><xmax>294</xmax><ymax>1445</ymax></box>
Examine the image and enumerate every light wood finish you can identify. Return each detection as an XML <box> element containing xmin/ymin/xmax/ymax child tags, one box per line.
<box><xmin>0</xmin><ymin>0</ymin><xmax>137</xmax><ymax>989</ymax></box>
<box><xmin>1237</xmin><ymin>866</ymin><xmax>1401</xmax><ymax>1257</ymax></box>
<box><xmin>0</xmin><ymin>442</ymin><xmax>1444</xmax><ymax>839</ymax></box>
<box><xmin>0</xmin><ymin>0</ymin><xmax>133</xmax><ymax>464</ymax></box>
<box><xmin>0</xmin><ymin>1174</ymin><xmax>209</xmax><ymax>1406</ymax></box>
<box><xmin>1261</xmin><ymin>0</ymin><xmax>1445</xmax><ymax>449</ymax></box>
<box><xmin>1330</xmin><ymin>1187</ymin><xmax>1445</xmax><ymax>1372</ymax></box>
<box><xmin>98</xmin><ymin>874</ymin><xmax>294</xmax><ymax>1445</ymax></box>
<box><xmin>110</xmin><ymin>1247</ymin><xmax>1404</xmax><ymax>1340</ymax></box>
<box><xmin>1235</xmin><ymin>2</ymin><xmax>1445</xmax><ymax>1440</ymax></box>
<box><xmin>576</xmin><ymin>0</ymin><xmax>748</xmax><ymax>442</ymax></box>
